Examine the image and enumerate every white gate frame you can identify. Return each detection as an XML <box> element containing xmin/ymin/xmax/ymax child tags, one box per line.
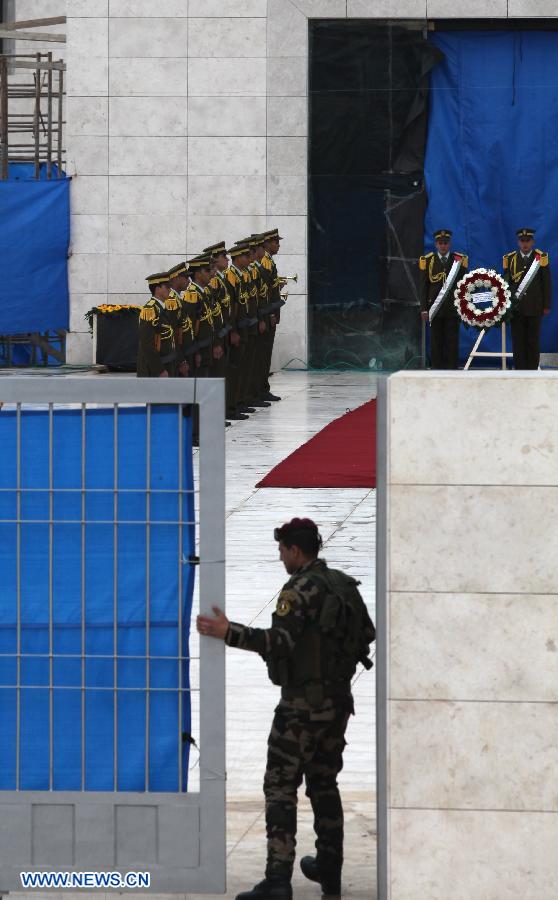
<box><xmin>0</xmin><ymin>376</ymin><xmax>225</xmax><ymax>894</ymax></box>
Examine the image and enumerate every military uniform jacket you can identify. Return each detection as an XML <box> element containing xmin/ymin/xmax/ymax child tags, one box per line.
<box><xmin>225</xmin><ymin>558</ymin><xmax>374</xmax><ymax>701</ymax></box>
<box><xmin>185</xmin><ymin>281</ymin><xmax>214</xmax><ymax>352</ymax></box>
<box><xmin>262</xmin><ymin>251</ymin><xmax>283</xmax><ymax>316</ymax></box>
<box><xmin>209</xmin><ymin>272</ymin><xmax>235</xmax><ymax>345</ymax></box>
<box><xmin>137</xmin><ymin>297</ymin><xmax>177</xmax><ymax>377</ymax></box>
<box><xmin>232</xmin><ymin>265</ymin><xmax>258</xmax><ymax>332</ymax></box>
<box><xmin>165</xmin><ymin>288</ymin><xmax>196</xmax><ymax>362</ymax></box>
<box><xmin>178</xmin><ymin>287</ymin><xmax>198</xmax><ymax>358</ymax></box>
<box><xmin>419</xmin><ymin>251</ymin><xmax>468</xmax><ymax>319</ymax></box>
<box><xmin>503</xmin><ymin>249</ymin><xmax>551</xmax><ymax>316</ymax></box>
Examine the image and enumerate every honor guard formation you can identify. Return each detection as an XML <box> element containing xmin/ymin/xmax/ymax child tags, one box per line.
<box><xmin>420</xmin><ymin>227</ymin><xmax>552</xmax><ymax>370</ymax></box>
<box><xmin>137</xmin><ymin>229</ymin><xmax>289</xmax><ymax>423</ymax></box>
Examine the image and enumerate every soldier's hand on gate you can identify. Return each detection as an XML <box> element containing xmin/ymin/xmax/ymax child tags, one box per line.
<box><xmin>179</xmin><ymin>361</ymin><xmax>189</xmax><ymax>376</ymax></box>
<box><xmin>197</xmin><ymin>606</ymin><xmax>229</xmax><ymax>640</ymax></box>
<box><xmin>258</xmin><ymin>321</ymin><xmax>267</xmax><ymax>333</ymax></box>
<box><xmin>159</xmin><ymin>370</ymin><xmax>169</xmax><ymax>378</ymax></box>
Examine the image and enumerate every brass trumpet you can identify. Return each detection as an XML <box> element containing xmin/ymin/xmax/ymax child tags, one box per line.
<box><xmin>279</xmin><ymin>273</ymin><xmax>298</xmax><ymax>285</ymax></box>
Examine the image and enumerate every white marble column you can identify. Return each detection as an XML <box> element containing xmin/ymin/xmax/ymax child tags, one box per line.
<box><xmin>381</xmin><ymin>371</ymin><xmax>558</xmax><ymax>900</ymax></box>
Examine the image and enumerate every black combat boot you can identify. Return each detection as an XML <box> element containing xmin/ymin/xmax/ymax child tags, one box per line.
<box><xmin>235</xmin><ymin>877</ymin><xmax>292</xmax><ymax>900</ymax></box>
<box><xmin>300</xmin><ymin>856</ymin><xmax>342</xmax><ymax>895</ymax></box>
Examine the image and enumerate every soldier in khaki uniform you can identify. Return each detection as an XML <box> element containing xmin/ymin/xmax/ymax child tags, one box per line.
<box><xmin>167</xmin><ymin>261</ymin><xmax>194</xmax><ymax>377</ymax></box>
<box><xmin>203</xmin><ymin>241</ymin><xmax>244</xmax><ymax>419</ymax></box>
<box><xmin>503</xmin><ymin>228</ymin><xmax>551</xmax><ymax>370</ymax></box>
<box><xmin>197</xmin><ymin>518</ymin><xmax>375</xmax><ymax>900</ymax></box>
<box><xmin>419</xmin><ymin>229</ymin><xmax>468</xmax><ymax>370</ymax></box>
<box><xmin>136</xmin><ymin>272</ymin><xmax>177</xmax><ymax>378</ymax></box>
<box><xmin>260</xmin><ymin>229</ymin><xmax>284</xmax><ymax>401</ymax></box>
<box><xmin>184</xmin><ymin>256</ymin><xmax>214</xmax><ymax>378</ymax></box>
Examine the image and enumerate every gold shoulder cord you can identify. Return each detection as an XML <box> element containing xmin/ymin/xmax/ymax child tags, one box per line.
<box><xmin>510</xmin><ymin>253</ymin><xmax>523</xmax><ymax>284</ymax></box>
<box><xmin>428</xmin><ymin>255</ymin><xmax>445</xmax><ymax>285</ymax></box>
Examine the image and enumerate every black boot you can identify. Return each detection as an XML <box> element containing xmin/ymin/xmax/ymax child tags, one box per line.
<box><xmin>235</xmin><ymin>877</ymin><xmax>292</xmax><ymax>900</ymax></box>
<box><xmin>300</xmin><ymin>856</ymin><xmax>341</xmax><ymax>895</ymax></box>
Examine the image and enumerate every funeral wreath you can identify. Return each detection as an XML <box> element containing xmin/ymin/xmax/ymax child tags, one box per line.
<box><xmin>454</xmin><ymin>269</ymin><xmax>512</xmax><ymax>329</ymax></box>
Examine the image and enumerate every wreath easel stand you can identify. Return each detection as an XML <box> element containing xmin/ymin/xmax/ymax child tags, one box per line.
<box><xmin>463</xmin><ymin>323</ymin><xmax>514</xmax><ymax>370</ymax></box>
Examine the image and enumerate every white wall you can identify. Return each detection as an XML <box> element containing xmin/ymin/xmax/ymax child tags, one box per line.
<box><xmin>12</xmin><ymin>0</ymin><xmax>551</xmax><ymax>364</ymax></box>
<box><xmin>382</xmin><ymin>371</ymin><xmax>558</xmax><ymax>900</ymax></box>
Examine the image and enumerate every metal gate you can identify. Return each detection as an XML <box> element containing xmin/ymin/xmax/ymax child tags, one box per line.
<box><xmin>0</xmin><ymin>375</ymin><xmax>225</xmax><ymax>894</ymax></box>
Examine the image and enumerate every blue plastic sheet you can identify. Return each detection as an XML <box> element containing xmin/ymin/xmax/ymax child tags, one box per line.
<box><xmin>0</xmin><ymin>405</ymin><xmax>195</xmax><ymax>791</ymax></box>
<box><xmin>0</xmin><ymin>164</ymin><xmax>69</xmax><ymax>334</ymax></box>
<box><xmin>425</xmin><ymin>31</ymin><xmax>558</xmax><ymax>363</ymax></box>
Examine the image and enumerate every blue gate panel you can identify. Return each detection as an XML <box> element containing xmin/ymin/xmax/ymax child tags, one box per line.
<box><xmin>0</xmin><ymin>405</ymin><xmax>195</xmax><ymax>791</ymax></box>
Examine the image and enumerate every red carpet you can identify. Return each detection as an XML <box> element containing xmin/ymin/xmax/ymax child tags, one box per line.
<box><xmin>256</xmin><ymin>399</ymin><xmax>376</xmax><ymax>488</ymax></box>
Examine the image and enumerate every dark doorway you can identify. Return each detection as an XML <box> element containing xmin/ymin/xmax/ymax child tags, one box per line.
<box><xmin>308</xmin><ymin>20</ymin><xmax>441</xmax><ymax>370</ymax></box>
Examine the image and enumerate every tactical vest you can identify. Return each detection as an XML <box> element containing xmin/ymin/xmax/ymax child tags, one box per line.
<box><xmin>266</xmin><ymin>566</ymin><xmax>375</xmax><ymax>702</ymax></box>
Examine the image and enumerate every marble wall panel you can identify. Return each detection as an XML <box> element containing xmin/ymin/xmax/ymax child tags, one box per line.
<box><xmin>68</xmin><ymin>254</ymin><xmax>108</xmax><ymax>295</ymax></box>
<box><xmin>188</xmin><ymin>97</ymin><xmax>267</xmax><ymax>136</ymax></box>
<box><xmin>66</xmin><ymin>332</ymin><xmax>94</xmax><ymax>365</ymax></box>
<box><xmin>292</xmin><ymin>0</ymin><xmax>347</xmax><ymax>15</ymax></box>
<box><xmin>188</xmin><ymin>175</ymin><xmax>266</xmax><ymax>217</ymax></box>
<box><xmin>277</xmin><ymin>296</ymin><xmax>307</xmax><ymax>335</ymax></box>
<box><xmin>67</xmin><ymin>98</ymin><xmax>108</xmax><ymax>136</ymax></box>
<box><xmin>71</xmin><ymin>215</ymin><xmax>109</xmax><ymax>255</ymax></box>
<box><xmin>66</xmin><ymin>56</ymin><xmax>108</xmax><ymax>99</ymax></box>
<box><xmin>267</xmin><ymin>176</ymin><xmax>307</xmax><ymax>215</ymax></box>
<box><xmin>65</xmin><ymin>0</ymin><xmax>105</xmax><ymax>12</ymax></box>
<box><xmin>188</xmin><ymin>137</ymin><xmax>266</xmax><ymax>176</ymax></box>
<box><xmin>188</xmin><ymin>58</ymin><xmax>267</xmax><ymax>97</ymax></box>
<box><xmin>108</xmin><ymin>0</ymin><xmax>188</xmax><ymax>14</ymax></box>
<box><xmin>108</xmin><ymin>176</ymin><xmax>188</xmax><ymax>215</ymax></box>
<box><xmin>67</xmin><ymin>137</ymin><xmax>109</xmax><ymax>177</ymax></box>
<box><xmin>108</xmin><ymin>215</ymin><xmax>186</xmax><ymax>255</ymax></box>
<box><xmin>267</xmin><ymin>58</ymin><xmax>308</xmax><ymax>97</ymax></box>
<box><xmin>390</xmin><ymin>592</ymin><xmax>558</xmax><ymax>703</ymax></box>
<box><xmin>108</xmin><ymin>59</ymin><xmax>188</xmax><ymax>97</ymax></box>
<box><xmin>390</xmin><ymin>809</ymin><xmax>558</xmax><ymax>900</ymax></box>
<box><xmin>70</xmin><ymin>294</ymin><xmax>106</xmax><ymax>332</ymax></box>
<box><xmin>108</xmin><ymin>17</ymin><xmax>187</xmax><ymax>58</ymax></box>
<box><xmin>389</xmin><ymin>372</ymin><xmax>558</xmax><ymax>487</ymax></box>
<box><xmin>389</xmin><ymin>483</ymin><xmax>558</xmax><ymax>595</ymax></box>
<box><xmin>428</xmin><ymin>0</ymin><xmax>507</xmax><ymax>13</ymax></box>
<box><xmin>390</xmin><ymin>700</ymin><xmax>558</xmax><ymax>811</ymax></box>
<box><xmin>267</xmin><ymin>98</ymin><xmax>307</xmax><ymax>136</ymax></box>
<box><xmin>108</xmin><ymin>255</ymin><xmax>185</xmax><ymax>295</ymax></box>
<box><xmin>271</xmin><ymin>330</ymin><xmax>307</xmax><ymax>369</ymax></box>
<box><xmin>109</xmin><ymin>97</ymin><xmax>187</xmax><ymax>138</ymax></box>
<box><xmin>347</xmin><ymin>0</ymin><xmax>427</xmax><ymax>14</ymax></box>
<box><xmin>186</xmin><ymin>215</ymin><xmax>267</xmax><ymax>256</ymax></box>
<box><xmin>273</xmin><ymin>216</ymin><xmax>307</xmax><ymax>256</ymax></box>
<box><xmin>71</xmin><ymin>176</ymin><xmax>109</xmax><ymax>216</ymax></box>
<box><xmin>268</xmin><ymin>138</ymin><xmax>307</xmax><ymax>175</ymax></box>
<box><xmin>267</xmin><ymin>0</ymin><xmax>308</xmax><ymax>58</ymax></box>
<box><xmin>275</xmin><ymin>254</ymin><xmax>307</xmax><ymax>293</ymax></box>
<box><xmin>188</xmin><ymin>17</ymin><xmax>266</xmax><ymax>58</ymax></box>
<box><xmin>509</xmin><ymin>0</ymin><xmax>558</xmax><ymax>11</ymax></box>
<box><xmin>188</xmin><ymin>0</ymin><xmax>267</xmax><ymax>13</ymax></box>
<box><xmin>108</xmin><ymin>138</ymin><xmax>188</xmax><ymax>176</ymax></box>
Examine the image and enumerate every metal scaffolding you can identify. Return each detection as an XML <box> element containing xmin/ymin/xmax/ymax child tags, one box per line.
<box><xmin>0</xmin><ymin>16</ymin><xmax>66</xmax><ymax>179</ymax></box>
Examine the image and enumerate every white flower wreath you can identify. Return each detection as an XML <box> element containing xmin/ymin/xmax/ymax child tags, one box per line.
<box><xmin>454</xmin><ymin>268</ymin><xmax>512</xmax><ymax>329</ymax></box>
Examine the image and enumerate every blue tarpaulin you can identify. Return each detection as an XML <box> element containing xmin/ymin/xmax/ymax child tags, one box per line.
<box><xmin>0</xmin><ymin>164</ymin><xmax>70</xmax><ymax>335</ymax></box>
<box><xmin>0</xmin><ymin>405</ymin><xmax>195</xmax><ymax>791</ymax></box>
<box><xmin>424</xmin><ymin>31</ymin><xmax>558</xmax><ymax>363</ymax></box>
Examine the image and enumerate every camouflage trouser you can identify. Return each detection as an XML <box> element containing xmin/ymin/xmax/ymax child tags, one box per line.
<box><xmin>263</xmin><ymin>695</ymin><xmax>353</xmax><ymax>881</ymax></box>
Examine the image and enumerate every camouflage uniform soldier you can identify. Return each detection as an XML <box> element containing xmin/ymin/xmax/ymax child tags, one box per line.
<box><xmin>197</xmin><ymin>519</ymin><xmax>375</xmax><ymax>900</ymax></box>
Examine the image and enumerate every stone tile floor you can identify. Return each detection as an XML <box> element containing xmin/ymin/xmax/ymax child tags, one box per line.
<box><xmin>188</xmin><ymin>371</ymin><xmax>378</xmax><ymax>898</ymax></box>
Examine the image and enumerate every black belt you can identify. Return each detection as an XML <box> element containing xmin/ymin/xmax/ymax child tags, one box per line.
<box><xmin>237</xmin><ymin>316</ymin><xmax>258</xmax><ymax>328</ymax></box>
<box><xmin>160</xmin><ymin>350</ymin><xmax>177</xmax><ymax>364</ymax></box>
<box><xmin>281</xmin><ymin>681</ymin><xmax>352</xmax><ymax>702</ymax></box>
<box><xmin>258</xmin><ymin>303</ymin><xmax>274</xmax><ymax>315</ymax></box>
<box><xmin>217</xmin><ymin>324</ymin><xmax>232</xmax><ymax>339</ymax></box>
